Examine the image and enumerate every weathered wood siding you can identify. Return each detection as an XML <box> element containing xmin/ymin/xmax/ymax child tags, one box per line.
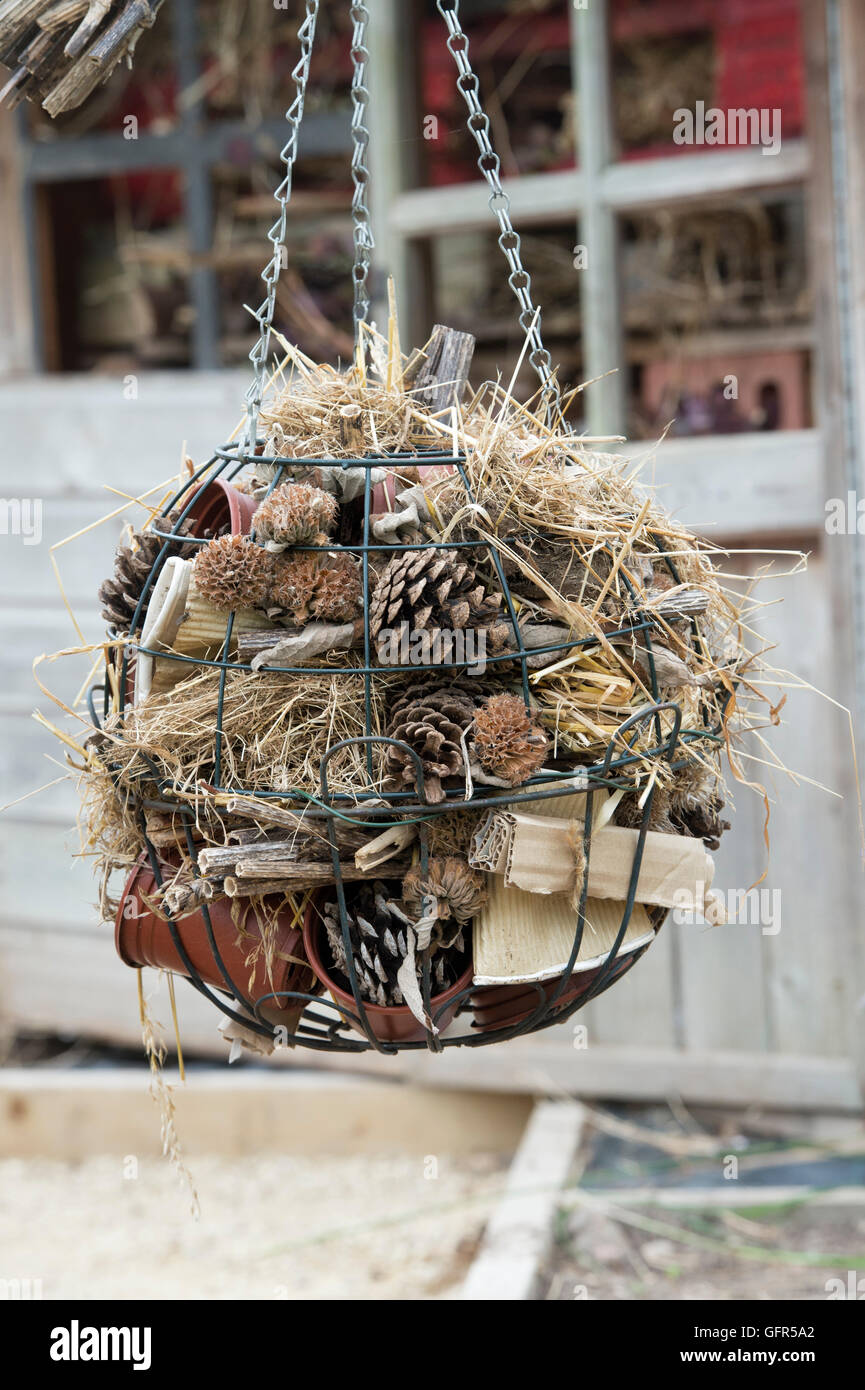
<box><xmin>0</xmin><ymin>378</ymin><xmax>858</xmax><ymax>1109</ymax></box>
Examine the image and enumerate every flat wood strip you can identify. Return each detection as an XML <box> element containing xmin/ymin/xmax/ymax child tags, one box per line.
<box><xmin>461</xmin><ymin>1100</ymin><xmax>585</xmax><ymax>1301</ymax></box>
<box><xmin>0</xmin><ymin>924</ymin><xmax>860</xmax><ymax>1110</ymax></box>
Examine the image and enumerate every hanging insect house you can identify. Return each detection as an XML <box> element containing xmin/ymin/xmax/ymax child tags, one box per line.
<box><xmin>49</xmin><ymin>0</ymin><xmax>772</xmax><ymax>1062</ymax></box>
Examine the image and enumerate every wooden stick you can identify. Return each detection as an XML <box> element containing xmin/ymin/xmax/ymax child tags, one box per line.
<box><xmin>235</xmin><ymin>621</ymin><xmax>363</xmax><ymax>663</ymax></box>
<box><xmin>225</xmin><ymin>854</ymin><xmax>412</xmax><ymax>888</ymax></box>
<box><xmin>63</xmin><ymin>0</ymin><xmax>111</xmax><ymax>58</ymax></box>
<box><xmin>414</xmin><ymin>324</ymin><xmax>476</xmax><ymax>414</ymax></box>
<box><xmin>162</xmin><ymin>877</ymin><xmax>224</xmax><ymax>915</ymax></box>
<box><xmin>338</xmin><ymin>403</ymin><xmax>366</xmax><ymax>454</ymax></box>
<box><xmin>38</xmin><ymin>1</ymin><xmax>90</xmax><ymax>34</ymax></box>
<box><xmin>354</xmin><ymin>822</ymin><xmax>416</xmax><ymax>872</ymax></box>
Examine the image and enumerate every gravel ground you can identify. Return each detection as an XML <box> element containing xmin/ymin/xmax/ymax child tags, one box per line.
<box><xmin>0</xmin><ymin>1152</ymin><xmax>508</xmax><ymax>1301</ymax></box>
<box><xmin>541</xmin><ymin>1201</ymin><xmax>865</xmax><ymax>1300</ymax></box>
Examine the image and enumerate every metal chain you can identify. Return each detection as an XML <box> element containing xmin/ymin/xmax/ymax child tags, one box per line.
<box><xmin>243</xmin><ymin>1</ymin><xmax>320</xmax><ymax>453</ymax></box>
<box><xmin>435</xmin><ymin>0</ymin><xmax>563</xmax><ymax>423</ymax></box>
<box><xmin>349</xmin><ymin>3</ymin><xmax>373</xmax><ymax>335</ymax></box>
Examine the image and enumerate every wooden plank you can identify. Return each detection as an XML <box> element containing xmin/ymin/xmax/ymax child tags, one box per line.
<box><xmin>601</xmin><ymin>141</ymin><xmax>810</xmax><ymax>211</ymax></box>
<box><xmin>461</xmin><ymin>1100</ymin><xmax>585</xmax><ymax>1301</ymax></box>
<box><xmin>0</xmin><ymin>715</ymin><xmax>85</xmax><ymax>819</ymax></box>
<box><xmin>581</xmin><ymin>920</ymin><xmax>677</xmax><ymax>1049</ymax></box>
<box><xmin>0</xmin><ymin>921</ymin><xmax>860</xmax><ymax>1109</ymax></box>
<box><xmin>676</xmin><ymin>556</ymin><xmax>768</xmax><ymax>1055</ymax></box>
<box><xmin>373</xmin><ymin>1041</ymin><xmax>862</xmax><ymax>1111</ymax></box>
<box><xmin>0</xmin><ymin>498</ymin><xmax>126</xmax><ymax>606</ymax></box>
<box><xmin>0</xmin><ymin>1069</ymin><xmax>530</xmax><ymax>1160</ymax></box>
<box><xmin>390</xmin><ymin>169</ymin><xmax>588</xmax><ymax>240</ymax></box>
<box><xmin>367</xmin><ymin>0</ymin><xmax>414</xmax><ymax>330</ymax></box>
<box><xmin>387</xmin><ymin>147</ymin><xmax>808</xmax><ymax>241</ymax></box>
<box><xmin>0</xmin><ymin>371</ymin><xmax>246</xmax><ymax>498</ymax></box>
<box><xmin>565</xmin><ymin>1186</ymin><xmax>865</xmax><ymax>1211</ymax></box>
<box><xmin>572</xmin><ymin>0</ymin><xmax>625</xmax><ymax>435</ymax></box>
<box><xmin>0</xmin><ymin>824</ymin><xmax>101</xmax><ymax>927</ymax></box>
<box><xmin>0</xmin><ymin>111</ymin><xmax>34</xmax><ymax>373</ymax></box>
<box><xmin>753</xmin><ymin>555</ymin><xmax>849</xmax><ymax>1058</ymax></box>
<box><xmin>623</xmin><ymin>430</ymin><xmax>823</xmax><ymax>539</ymax></box>
<box><xmin>0</xmin><ymin>607</ymin><xmax>101</xmax><ymax>713</ymax></box>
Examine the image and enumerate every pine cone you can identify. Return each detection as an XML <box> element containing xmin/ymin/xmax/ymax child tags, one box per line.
<box><xmin>269</xmin><ymin>551</ymin><xmax>361</xmax><ymax>624</ymax></box>
<box><xmin>98</xmin><ymin>514</ymin><xmax>197</xmax><ymax>633</ymax></box>
<box><xmin>403</xmin><ymin>856</ymin><xmax>486</xmax><ymax>929</ymax></box>
<box><xmin>254</xmin><ymin>482</ymin><xmax>338</xmax><ymax>546</ymax></box>
<box><xmin>674</xmin><ymin>793</ymin><xmax>730</xmax><ymax>851</ymax></box>
<box><xmin>369</xmin><ymin>548</ymin><xmax>503</xmax><ymax>650</ymax></box>
<box><xmin>384</xmin><ymin>681</ymin><xmax>478</xmax><ymax>804</ymax></box>
<box><xmin>472</xmin><ymin>692</ymin><xmax>548</xmax><ymax>786</ymax></box>
<box><xmin>321</xmin><ymin>881</ymin><xmax>466</xmax><ymax>1007</ymax></box>
<box><xmin>193</xmin><ymin>536</ymin><xmax>274</xmax><ymax>610</ymax></box>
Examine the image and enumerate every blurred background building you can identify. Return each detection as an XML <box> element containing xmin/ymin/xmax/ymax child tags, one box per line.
<box><xmin>0</xmin><ymin>0</ymin><xmax>862</xmax><ymax>1114</ymax></box>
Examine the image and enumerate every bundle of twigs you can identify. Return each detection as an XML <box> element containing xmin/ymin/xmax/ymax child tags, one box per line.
<box><xmin>0</xmin><ymin>0</ymin><xmax>164</xmax><ymax>115</ymax></box>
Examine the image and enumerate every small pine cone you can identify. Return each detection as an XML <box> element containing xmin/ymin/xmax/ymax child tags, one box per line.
<box><xmin>675</xmin><ymin>794</ymin><xmax>730</xmax><ymax>851</ymax></box>
<box><xmin>384</xmin><ymin>681</ymin><xmax>478</xmax><ymax>804</ymax></box>
<box><xmin>321</xmin><ymin>881</ymin><xmax>464</xmax><ymax>1007</ymax></box>
<box><xmin>472</xmin><ymin>692</ymin><xmax>548</xmax><ymax>786</ymax></box>
<box><xmin>193</xmin><ymin>535</ymin><xmax>274</xmax><ymax>610</ymax></box>
<box><xmin>254</xmin><ymin>482</ymin><xmax>338</xmax><ymax>546</ymax></box>
<box><xmin>98</xmin><ymin>514</ymin><xmax>198</xmax><ymax>633</ymax></box>
<box><xmin>369</xmin><ymin>547</ymin><xmax>502</xmax><ymax>649</ymax></box>
<box><xmin>321</xmin><ymin>882</ymin><xmax>415</xmax><ymax>1007</ymax></box>
<box><xmin>403</xmin><ymin>856</ymin><xmax>486</xmax><ymax>930</ymax></box>
<box><xmin>270</xmin><ymin>551</ymin><xmax>361</xmax><ymax>624</ymax></box>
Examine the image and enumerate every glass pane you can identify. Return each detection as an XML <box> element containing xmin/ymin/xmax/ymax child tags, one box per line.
<box><xmin>38</xmin><ymin>171</ymin><xmax>192</xmax><ymax>372</ymax></box>
<box><xmin>620</xmin><ymin>192</ymin><xmax>813</xmax><ymax>438</ymax></box>
<box><xmin>414</xmin><ymin>0</ymin><xmax>575</xmax><ymax>189</ymax></box>
<box><xmin>199</xmin><ymin>0</ymin><xmax>352</xmax><ymax>124</ymax></box>
<box><xmin>610</xmin><ymin>0</ymin><xmax>806</xmax><ymax>159</ymax></box>
<box><xmin>424</xmin><ymin>221</ymin><xmax>583</xmax><ymax>414</ymax></box>
<box><xmin>212</xmin><ymin>160</ymin><xmax>355</xmax><ymax>367</ymax></box>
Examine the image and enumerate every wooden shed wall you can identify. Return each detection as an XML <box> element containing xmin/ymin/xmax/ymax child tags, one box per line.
<box><xmin>0</xmin><ymin>377</ymin><xmax>858</xmax><ymax>1110</ymax></box>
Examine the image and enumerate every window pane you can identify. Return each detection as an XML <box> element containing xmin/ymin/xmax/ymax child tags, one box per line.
<box><xmin>199</xmin><ymin>0</ymin><xmax>352</xmax><ymax>124</ymax></box>
<box><xmin>620</xmin><ymin>192</ymin><xmax>813</xmax><ymax>438</ymax></box>
<box><xmin>610</xmin><ymin>0</ymin><xmax>806</xmax><ymax>159</ymax></box>
<box><xmin>38</xmin><ymin>171</ymin><xmax>192</xmax><ymax>372</ymax></box>
<box><xmin>414</xmin><ymin>0</ymin><xmax>575</xmax><ymax>190</ymax></box>
<box><xmin>212</xmin><ymin>161</ymin><xmax>355</xmax><ymax>367</ymax></box>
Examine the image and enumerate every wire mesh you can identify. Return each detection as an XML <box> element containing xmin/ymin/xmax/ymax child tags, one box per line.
<box><xmin>94</xmin><ymin>441</ymin><xmax>727</xmax><ymax>1053</ymax></box>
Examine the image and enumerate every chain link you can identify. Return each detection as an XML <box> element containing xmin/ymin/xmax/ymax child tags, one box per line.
<box><xmin>244</xmin><ymin>1</ymin><xmax>558</xmax><ymax>446</ymax></box>
<box><xmin>243</xmin><ymin>1</ymin><xmax>320</xmax><ymax>453</ymax></box>
<box><xmin>435</xmin><ymin>0</ymin><xmax>563</xmax><ymax>423</ymax></box>
<box><xmin>349</xmin><ymin>3</ymin><xmax>373</xmax><ymax>335</ymax></box>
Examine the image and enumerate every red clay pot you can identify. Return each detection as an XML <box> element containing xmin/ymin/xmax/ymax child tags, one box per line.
<box><xmin>116</xmin><ymin>855</ymin><xmax>319</xmax><ymax>1026</ymax></box>
<box><xmin>302</xmin><ymin>896</ymin><xmax>473</xmax><ymax>1044</ymax></box>
<box><xmin>372</xmin><ymin>461</ymin><xmax>455</xmax><ymax>514</ymax></box>
<box><xmin>470</xmin><ymin>953</ymin><xmax>637</xmax><ymax>1033</ymax></box>
<box><xmin>183</xmin><ymin>477</ymin><xmax>259</xmax><ymax>537</ymax></box>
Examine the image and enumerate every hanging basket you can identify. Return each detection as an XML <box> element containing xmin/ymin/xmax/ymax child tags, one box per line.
<box><xmin>88</xmin><ymin>423</ymin><xmax>732</xmax><ymax>1057</ymax></box>
<box><xmin>40</xmin><ymin>0</ymin><xmax>770</xmax><ymax>1064</ymax></box>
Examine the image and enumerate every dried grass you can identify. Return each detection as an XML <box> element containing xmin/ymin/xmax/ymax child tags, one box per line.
<box><xmin>39</xmin><ymin>322</ymin><xmax>800</xmax><ymax>890</ymax></box>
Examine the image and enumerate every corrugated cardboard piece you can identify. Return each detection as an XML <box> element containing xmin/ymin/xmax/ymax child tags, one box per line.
<box><xmin>470</xmin><ymin>810</ymin><xmax>716</xmax><ymax>912</ymax></box>
<box><xmin>474</xmin><ymin>883</ymin><xmax>654</xmax><ymax>985</ymax></box>
<box><xmin>470</xmin><ymin>801</ymin><xmax>726</xmax><ymax>985</ymax></box>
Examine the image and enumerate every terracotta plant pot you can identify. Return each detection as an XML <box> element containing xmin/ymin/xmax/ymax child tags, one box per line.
<box><xmin>372</xmin><ymin>461</ymin><xmax>455</xmax><ymax>514</ymax></box>
<box><xmin>183</xmin><ymin>477</ymin><xmax>259</xmax><ymax>537</ymax></box>
<box><xmin>116</xmin><ymin>855</ymin><xmax>319</xmax><ymax>1027</ymax></box>
<box><xmin>470</xmin><ymin>952</ymin><xmax>638</xmax><ymax>1033</ymax></box>
<box><xmin>302</xmin><ymin>897</ymin><xmax>473</xmax><ymax>1044</ymax></box>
